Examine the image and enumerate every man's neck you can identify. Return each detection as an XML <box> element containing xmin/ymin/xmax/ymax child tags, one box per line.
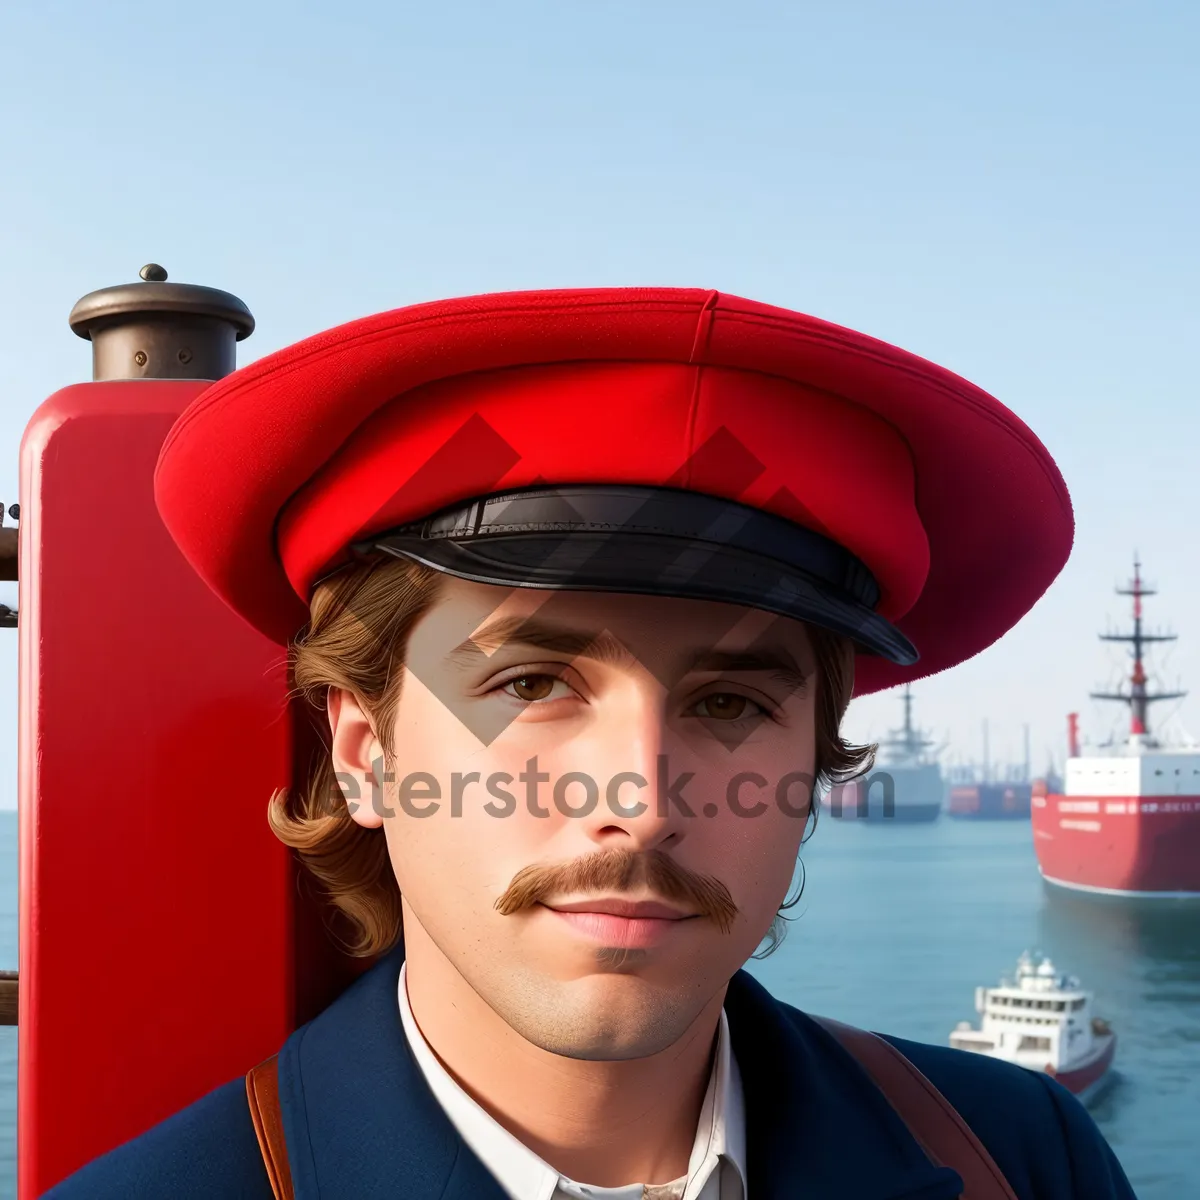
<box><xmin>401</xmin><ymin>925</ymin><xmax>725</xmax><ymax>1188</ymax></box>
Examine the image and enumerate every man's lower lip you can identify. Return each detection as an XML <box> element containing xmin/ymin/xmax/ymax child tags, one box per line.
<box><xmin>546</xmin><ymin>909</ymin><xmax>693</xmax><ymax>948</ymax></box>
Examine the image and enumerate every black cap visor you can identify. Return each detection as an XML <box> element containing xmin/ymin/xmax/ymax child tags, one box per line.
<box><xmin>354</xmin><ymin>486</ymin><xmax>918</xmax><ymax>666</ymax></box>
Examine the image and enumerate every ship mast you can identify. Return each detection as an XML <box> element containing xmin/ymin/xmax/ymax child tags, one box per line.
<box><xmin>1090</xmin><ymin>555</ymin><xmax>1184</xmax><ymax>746</ymax></box>
<box><xmin>880</xmin><ymin>684</ymin><xmax>936</xmax><ymax>765</ymax></box>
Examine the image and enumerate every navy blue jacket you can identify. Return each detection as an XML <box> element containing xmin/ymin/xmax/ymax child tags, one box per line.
<box><xmin>45</xmin><ymin>948</ymin><xmax>1137</xmax><ymax>1199</ymax></box>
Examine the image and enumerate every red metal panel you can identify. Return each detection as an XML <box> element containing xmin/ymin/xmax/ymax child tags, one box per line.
<box><xmin>17</xmin><ymin>382</ymin><xmax>307</xmax><ymax>1196</ymax></box>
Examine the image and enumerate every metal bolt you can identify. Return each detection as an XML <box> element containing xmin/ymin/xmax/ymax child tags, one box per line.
<box><xmin>177</xmin><ymin>348</ymin><xmax>193</xmax><ymax>365</ymax></box>
<box><xmin>134</xmin><ymin>350</ymin><xmax>148</xmax><ymax>367</ymax></box>
<box><xmin>139</xmin><ymin>264</ymin><xmax>168</xmax><ymax>282</ymax></box>
<box><xmin>7</xmin><ymin>505</ymin><xmax>18</xmax><ymax>521</ymax></box>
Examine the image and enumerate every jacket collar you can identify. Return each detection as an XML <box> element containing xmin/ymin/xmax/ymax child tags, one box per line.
<box><xmin>277</xmin><ymin>948</ymin><xmax>963</xmax><ymax>1200</ymax></box>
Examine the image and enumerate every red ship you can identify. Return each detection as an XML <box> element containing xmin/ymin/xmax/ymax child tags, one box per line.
<box><xmin>1032</xmin><ymin>558</ymin><xmax>1200</xmax><ymax>897</ymax></box>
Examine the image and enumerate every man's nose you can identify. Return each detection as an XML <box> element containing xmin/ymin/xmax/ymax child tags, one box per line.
<box><xmin>567</xmin><ymin>681</ymin><xmax>691</xmax><ymax>854</ymax></box>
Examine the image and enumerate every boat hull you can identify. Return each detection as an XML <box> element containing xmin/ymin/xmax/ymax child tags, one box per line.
<box><xmin>1053</xmin><ymin>1032</ymin><xmax>1116</xmax><ymax>1102</ymax></box>
<box><xmin>953</xmin><ymin>1033</ymin><xmax>1116</xmax><ymax>1106</ymax></box>
<box><xmin>827</xmin><ymin>765</ymin><xmax>943</xmax><ymax>823</ymax></box>
<box><xmin>1032</xmin><ymin>792</ymin><xmax>1200</xmax><ymax>896</ymax></box>
<box><xmin>852</xmin><ymin>802</ymin><xmax>942</xmax><ymax>823</ymax></box>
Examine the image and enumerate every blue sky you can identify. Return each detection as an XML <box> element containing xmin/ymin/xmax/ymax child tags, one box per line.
<box><xmin>1</xmin><ymin>0</ymin><xmax>1198</xmax><ymax>805</ymax></box>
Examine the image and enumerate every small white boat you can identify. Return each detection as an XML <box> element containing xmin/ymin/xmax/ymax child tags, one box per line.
<box><xmin>949</xmin><ymin>951</ymin><xmax>1116</xmax><ymax>1103</ymax></box>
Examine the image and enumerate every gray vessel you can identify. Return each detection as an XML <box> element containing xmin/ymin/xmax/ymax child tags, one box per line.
<box><xmin>829</xmin><ymin>686</ymin><xmax>943</xmax><ymax>822</ymax></box>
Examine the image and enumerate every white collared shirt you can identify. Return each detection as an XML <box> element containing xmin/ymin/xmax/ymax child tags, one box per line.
<box><xmin>398</xmin><ymin>964</ymin><xmax>747</xmax><ymax>1200</ymax></box>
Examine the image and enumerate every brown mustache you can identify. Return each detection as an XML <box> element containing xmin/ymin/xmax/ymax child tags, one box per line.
<box><xmin>494</xmin><ymin>848</ymin><xmax>739</xmax><ymax>935</ymax></box>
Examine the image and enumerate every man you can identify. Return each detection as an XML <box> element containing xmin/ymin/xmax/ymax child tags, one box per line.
<box><xmin>47</xmin><ymin>288</ymin><xmax>1136</xmax><ymax>1199</ymax></box>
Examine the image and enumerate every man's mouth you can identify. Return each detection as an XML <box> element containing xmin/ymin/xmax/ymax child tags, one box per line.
<box><xmin>538</xmin><ymin>896</ymin><xmax>698</xmax><ymax>948</ymax></box>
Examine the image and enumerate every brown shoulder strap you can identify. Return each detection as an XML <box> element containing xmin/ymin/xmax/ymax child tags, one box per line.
<box><xmin>246</xmin><ymin>1055</ymin><xmax>296</xmax><ymax>1200</ymax></box>
<box><xmin>812</xmin><ymin>1016</ymin><xmax>1019</xmax><ymax>1200</ymax></box>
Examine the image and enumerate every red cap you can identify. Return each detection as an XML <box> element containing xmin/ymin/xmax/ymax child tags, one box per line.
<box><xmin>153</xmin><ymin>287</ymin><xmax>1072</xmax><ymax>696</ymax></box>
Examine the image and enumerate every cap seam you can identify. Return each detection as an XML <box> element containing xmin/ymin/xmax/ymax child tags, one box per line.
<box><xmin>158</xmin><ymin>297</ymin><xmax>1070</xmax><ymax>532</ymax></box>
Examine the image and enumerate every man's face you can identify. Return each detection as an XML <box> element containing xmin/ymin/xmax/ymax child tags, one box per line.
<box><xmin>331</xmin><ymin>576</ymin><xmax>821</xmax><ymax>1060</ymax></box>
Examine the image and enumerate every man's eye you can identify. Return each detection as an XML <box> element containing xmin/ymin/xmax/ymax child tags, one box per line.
<box><xmin>692</xmin><ymin>693</ymin><xmax>762</xmax><ymax>721</ymax></box>
<box><xmin>504</xmin><ymin>675</ymin><xmax>561</xmax><ymax>702</ymax></box>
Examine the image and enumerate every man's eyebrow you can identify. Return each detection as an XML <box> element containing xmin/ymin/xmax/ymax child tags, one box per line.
<box><xmin>687</xmin><ymin>648</ymin><xmax>812</xmax><ymax>695</ymax></box>
<box><xmin>449</xmin><ymin>616</ymin><xmax>637</xmax><ymax>667</ymax></box>
<box><xmin>451</xmin><ymin>619</ymin><xmax>812</xmax><ymax>691</ymax></box>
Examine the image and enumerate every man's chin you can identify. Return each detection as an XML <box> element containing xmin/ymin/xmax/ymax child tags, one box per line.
<box><xmin>510</xmin><ymin>999</ymin><xmax>705</xmax><ymax>1062</ymax></box>
<box><xmin>491</xmin><ymin>968</ymin><xmax>723</xmax><ymax>1061</ymax></box>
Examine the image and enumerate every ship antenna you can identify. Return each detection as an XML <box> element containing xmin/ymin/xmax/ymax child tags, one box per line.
<box><xmin>1091</xmin><ymin>554</ymin><xmax>1185</xmax><ymax>745</ymax></box>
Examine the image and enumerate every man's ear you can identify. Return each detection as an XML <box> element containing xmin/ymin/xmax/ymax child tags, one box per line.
<box><xmin>327</xmin><ymin>686</ymin><xmax>387</xmax><ymax>830</ymax></box>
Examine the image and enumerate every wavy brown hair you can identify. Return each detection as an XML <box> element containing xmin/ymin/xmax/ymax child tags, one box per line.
<box><xmin>269</xmin><ymin>555</ymin><xmax>875</xmax><ymax>957</ymax></box>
